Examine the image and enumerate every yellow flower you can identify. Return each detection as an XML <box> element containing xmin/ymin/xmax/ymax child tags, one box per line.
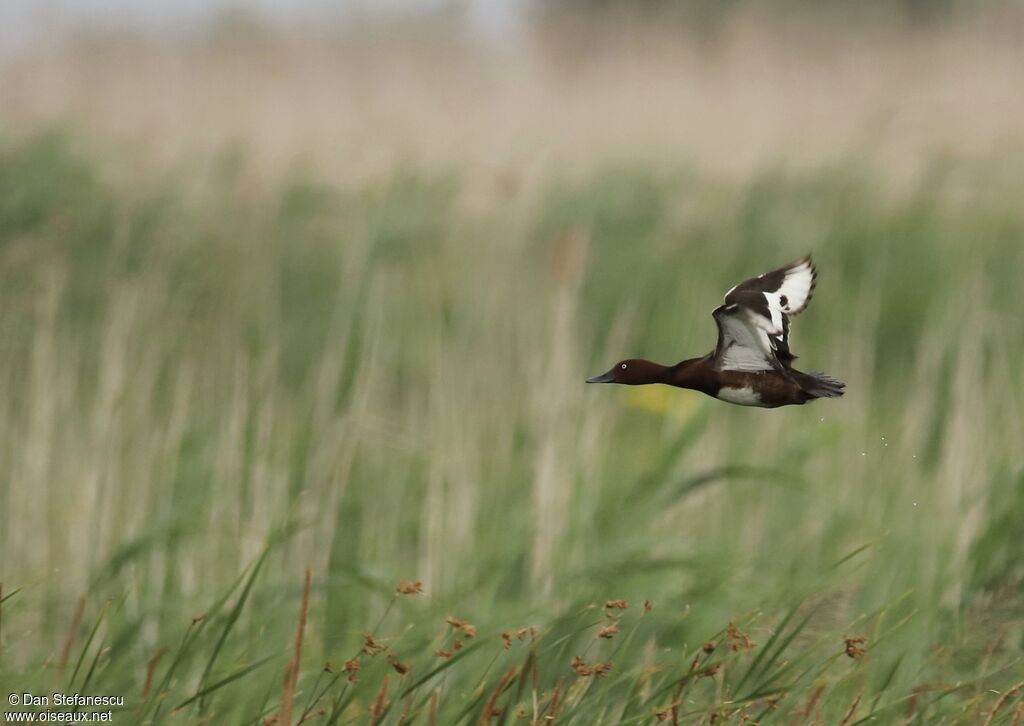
<box><xmin>625</xmin><ymin>386</ymin><xmax>701</xmax><ymax>422</ymax></box>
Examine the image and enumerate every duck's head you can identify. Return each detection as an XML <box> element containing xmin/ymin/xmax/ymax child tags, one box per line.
<box><xmin>586</xmin><ymin>359</ymin><xmax>665</xmax><ymax>385</ymax></box>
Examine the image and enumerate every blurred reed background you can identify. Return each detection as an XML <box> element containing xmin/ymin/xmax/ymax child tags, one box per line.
<box><xmin>0</xmin><ymin>1</ymin><xmax>1022</xmax><ymax>723</ymax></box>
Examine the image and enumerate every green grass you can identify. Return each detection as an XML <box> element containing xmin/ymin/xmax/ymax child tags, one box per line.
<box><xmin>0</xmin><ymin>132</ymin><xmax>1022</xmax><ymax>723</ymax></box>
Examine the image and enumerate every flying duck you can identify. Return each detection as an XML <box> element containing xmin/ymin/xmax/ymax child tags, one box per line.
<box><xmin>586</xmin><ymin>256</ymin><xmax>845</xmax><ymax>408</ymax></box>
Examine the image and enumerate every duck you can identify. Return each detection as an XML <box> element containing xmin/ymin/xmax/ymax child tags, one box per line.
<box><xmin>586</xmin><ymin>256</ymin><xmax>845</xmax><ymax>408</ymax></box>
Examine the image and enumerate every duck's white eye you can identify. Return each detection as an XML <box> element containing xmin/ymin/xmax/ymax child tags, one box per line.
<box><xmin>621</xmin><ymin>363</ymin><xmax>627</xmax><ymax>369</ymax></box>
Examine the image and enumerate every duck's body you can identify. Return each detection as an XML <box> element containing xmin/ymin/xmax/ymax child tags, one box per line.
<box><xmin>587</xmin><ymin>256</ymin><xmax>845</xmax><ymax>408</ymax></box>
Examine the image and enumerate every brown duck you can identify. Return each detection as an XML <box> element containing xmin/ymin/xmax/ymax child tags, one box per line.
<box><xmin>586</xmin><ymin>256</ymin><xmax>845</xmax><ymax>408</ymax></box>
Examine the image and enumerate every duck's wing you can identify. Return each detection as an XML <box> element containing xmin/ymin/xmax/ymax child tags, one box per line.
<box><xmin>723</xmin><ymin>256</ymin><xmax>816</xmax><ymax>333</ymax></box>
<box><xmin>712</xmin><ymin>305</ymin><xmax>784</xmax><ymax>372</ymax></box>
<box><xmin>719</xmin><ymin>256</ymin><xmax>817</xmax><ymax>368</ymax></box>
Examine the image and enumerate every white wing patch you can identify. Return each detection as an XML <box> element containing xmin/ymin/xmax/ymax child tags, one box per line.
<box><xmin>757</xmin><ymin>258</ymin><xmax>815</xmax><ymax>334</ymax></box>
<box><xmin>713</xmin><ymin>308</ymin><xmax>777</xmax><ymax>372</ymax></box>
<box><xmin>716</xmin><ymin>386</ymin><xmax>766</xmax><ymax>407</ymax></box>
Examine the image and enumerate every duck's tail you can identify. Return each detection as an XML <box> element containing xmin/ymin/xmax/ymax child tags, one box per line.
<box><xmin>796</xmin><ymin>371</ymin><xmax>846</xmax><ymax>400</ymax></box>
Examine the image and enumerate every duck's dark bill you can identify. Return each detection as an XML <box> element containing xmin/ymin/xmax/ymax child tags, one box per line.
<box><xmin>586</xmin><ymin>371</ymin><xmax>615</xmax><ymax>383</ymax></box>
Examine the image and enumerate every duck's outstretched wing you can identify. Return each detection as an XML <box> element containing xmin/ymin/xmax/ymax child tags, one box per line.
<box><xmin>716</xmin><ymin>256</ymin><xmax>817</xmax><ymax>369</ymax></box>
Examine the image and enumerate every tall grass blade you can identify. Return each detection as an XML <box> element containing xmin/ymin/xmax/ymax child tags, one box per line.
<box><xmin>196</xmin><ymin>546</ymin><xmax>271</xmax><ymax>713</ymax></box>
<box><xmin>173</xmin><ymin>654</ymin><xmax>279</xmax><ymax>710</ymax></box>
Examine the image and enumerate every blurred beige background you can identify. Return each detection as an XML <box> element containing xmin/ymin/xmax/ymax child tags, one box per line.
<box><xmin>3</xmin><ymin>1</ymin><xmax>1024</xmax><ymax>190</ymax></box>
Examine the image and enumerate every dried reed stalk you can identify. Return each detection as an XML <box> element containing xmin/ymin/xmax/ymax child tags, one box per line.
<box><xmin>279</xmin><ymin>568</ymin><xmax>312</xmax><ymax>726</ymax></box>
<box><xmin>57</xmin><ymin>596</ymin><xmax>86</xmax><ymax>676</ymax></box>
<box><xmin>983</xmin><ymin>681</ymin><xmax>1024</xmax><ymax>726</ymax></box>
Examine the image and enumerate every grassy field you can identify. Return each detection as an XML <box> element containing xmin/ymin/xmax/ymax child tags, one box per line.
<box><xmin>0</xmin><ymin>130</ymin><xmax>1021</xmax><ymax>724</ymax></box>
<box><xmin>1</xmin><ymin>14</ymin><xmax>1024</xmax><ymax>724</ymax></box>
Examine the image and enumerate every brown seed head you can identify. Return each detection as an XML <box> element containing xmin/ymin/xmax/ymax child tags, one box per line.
<box><xmin>844</xmin><ymin>636</ymin><xmax>868</xmax><ymax>659</ymax></box>
<box><xmin>703</xmin><ymin>641</ymin><xmax>717</xmax><ymax>654</ymax></box>
<box><xmin>500</xmin><ymin>626</ymin><xmax>539</xmax><ymax>650</ymax></box>
<box><xmin>446</xmin><ymin>616</ymin><xmax>477</xmax><ymax>638</ymax></box>
<box><xmin>343</xmin><ymin>658</ymin><xmax>361</xmax><ymax>683</ymax></box>
<box><xmin>598</xmin><ymin>624</ymin><xmax>620</xmax><ymax>640</ymax></box>
<box><xmin>571</xmin><ymin>656</ymin><xmax>612</xmax><ymax>677</ymax></box>
<box><xmin>604</xmin><ymin>600</ymin><xmax>628</xmax><ymax>610</ymax></box>
<box><xmin>395</xmin><ymin>581</ymin><xmax>423</xmax><ymax>595</ymax></box>
<box><xmin>643</xmin><ymin>600</ymin><xmax>653</xmax><ymax>614</ymax></box>
<box><xmin>387</xmin><ymin>652</ymin><xmax>410</xmax><ymax>675</ymax></box>
<box><xmin>363</xmin><ymin>634</ymin><xmax>387</xmax><ymax>656</ymax></box>
<box><xmin>727</xmin><ymin>622</ymin><xmax>755</xmax><ymax>651</ymax></box>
